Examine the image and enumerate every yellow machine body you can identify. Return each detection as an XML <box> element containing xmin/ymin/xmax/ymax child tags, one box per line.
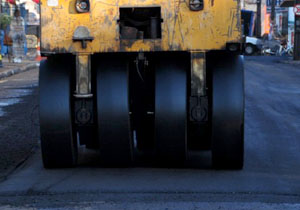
<box><xmin>40</xmin><ymin>0</ymin><xmax>242</xmax><ymax>54</ymax></box>
<box><xmin>39</xmin><ymin>0</ymin><xmax>245</xmax><ymax>170</ymax></box>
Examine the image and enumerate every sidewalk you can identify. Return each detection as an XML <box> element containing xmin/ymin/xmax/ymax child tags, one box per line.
<box><xmin>277</xmin><ymin>56</ymin><xmax>300</xmax><ymax>66</ymax></box>
<box><xmin>0</xmin><ymin>57</ymin><xmax>39</xmax><ymax>80</ymax></box>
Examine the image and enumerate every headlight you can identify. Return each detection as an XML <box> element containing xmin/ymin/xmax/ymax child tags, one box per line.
<box><xmin>76</xmin><ymin>0</ymin><xmax>90</xmax><ymax>13</ymax></box>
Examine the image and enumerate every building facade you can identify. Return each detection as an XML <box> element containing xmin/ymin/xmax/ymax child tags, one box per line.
<box><xmin>241</xmin><ymin>0</ymin><xmax>294</xmax><ymax>47</ymax></box>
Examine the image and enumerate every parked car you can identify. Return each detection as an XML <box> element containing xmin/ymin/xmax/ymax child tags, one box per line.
<box><xmin>244</xmin><ymin>36</ymin><xmax>263</xmax><ymax>55</ymax></box>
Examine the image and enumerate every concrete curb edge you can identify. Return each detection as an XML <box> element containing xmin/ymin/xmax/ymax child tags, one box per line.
<box><xmin>0</xmin><ymin>63</ymin><xmax>39</xmax><ymax>80</ymax></box>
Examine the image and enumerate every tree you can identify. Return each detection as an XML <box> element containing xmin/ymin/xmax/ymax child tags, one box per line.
<box><xmin>0</xmin><ymin>14</ymin><xmax>12</xmax><ymax>30</ymax></box>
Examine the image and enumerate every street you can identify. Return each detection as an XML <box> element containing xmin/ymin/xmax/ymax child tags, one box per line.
<box><xmin>0</xmin><ymin>56</ymin><xmax>299</xmax><ymax>209</ymax></box>
<box><xmin>0</xmin><ymin>67</ymin><xmax>39</xmax><ymax>179</ymax></box>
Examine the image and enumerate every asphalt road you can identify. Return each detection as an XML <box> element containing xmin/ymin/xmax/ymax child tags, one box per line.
<box><xmin>0</xmin><ymin>67</ymin><xmax>39</xmax><ymax>180</ymax></box>
<box><xmin>0</xmin><ymin>57</ymin><xmax>299</xmax><ymax>209</ymax></box>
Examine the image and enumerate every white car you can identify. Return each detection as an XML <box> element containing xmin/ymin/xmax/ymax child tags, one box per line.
<box><xmin>244</xmin><ymin>36</ymin><xmax>263</xmax><ymax>55</ymax></box>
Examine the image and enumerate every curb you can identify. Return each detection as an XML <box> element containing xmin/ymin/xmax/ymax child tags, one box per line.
<box><xmin>276</xmin><ymin>58</ymin><xmax>300</xmax><ymax>66</ymax></box>
<box><xmin>280</xmin><ymin>60</ymin><xmax>300</xmax><ymax>66</ymax></box>
<box><xmin>0</xmin><ymin>63</ymin><xmax>39</xmax><ymax>80</ymax></box>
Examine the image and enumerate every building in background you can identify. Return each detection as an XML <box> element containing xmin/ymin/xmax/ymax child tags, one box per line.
<box><xmin>241</xmin><ymin>0</ymin><xmax>268</xmax><ymax>37</ymax></box>
<box><xmin>21</xmin><ymin>0</ymin><xmax>40</xmax><ymax>37</ymax></box>
<box><xmin>286</xmin><ymin>6</ymin><xmax>295</xmax><ymax>47</ymax></box>
<box><xmin>280</xmin><ymin>0</ymin><xmax>296</xmax><ymax>48</ymax></box>
<box><xmin>0</xmin><ymin>0</ymin><xmax>39</xmax><ymax>59</ymax></box>
<box><xmin>241</xmin><ymin>0</ymin><xmax>295</xmax><ymax>47</ymax></box>
<box><xmin>266</xmin><ymin>0</ymin><xmax>289</xmax><ymax>39</ymax></box>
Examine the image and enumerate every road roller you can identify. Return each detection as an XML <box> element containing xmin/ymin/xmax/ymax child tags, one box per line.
<box><xmin>39</xmin><ymin>0</ymin><xmax>244</xmax><ymax>169</ymax></box>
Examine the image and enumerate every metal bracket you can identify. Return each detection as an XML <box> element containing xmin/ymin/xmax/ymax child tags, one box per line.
<box><xmin>74</xmin><ymin>54</ymin><xmax>93</xmax><ymax>98</ymax></box>
<box><xmin>73</xmin><ymin>37</ymin><xmax>94</xmax><ymax>49</ymax></box>
<box><xmin>190</xmin><ymin>51</ymin><xmax>208</xmax><ymax>122</ymax></box>
<box><xmin>191</xmin><ymin>52</ymin><xmax>206</xmax><ymax>96</ymax></box>
<box><xmin>73</xmin><ymin>26</ymin><xmax>94</xmax><ymax>49</ymax></box>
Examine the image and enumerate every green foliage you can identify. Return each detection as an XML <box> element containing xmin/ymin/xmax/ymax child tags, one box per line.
<box><xmin>0</xmin><ymin>14</ymin><xmax>12</xmax><ymax>30</ymax></box>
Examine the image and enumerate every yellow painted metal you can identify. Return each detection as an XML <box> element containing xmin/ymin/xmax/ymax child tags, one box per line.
<box><xmin>40</xmin><ymin>0</ymin><xmax>242</xmax><ymax>54</ymax></box>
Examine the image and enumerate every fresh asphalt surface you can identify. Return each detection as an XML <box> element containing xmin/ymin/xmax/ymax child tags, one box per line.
<box><xmin>0</xmin><ymin>56</ymin><xmax>299</xmax><ymax>209</ymax></box>
<box><xmin>0</xmin><ymin>68</ymin><xmax>39</xmax><ymax>179</ymax></box>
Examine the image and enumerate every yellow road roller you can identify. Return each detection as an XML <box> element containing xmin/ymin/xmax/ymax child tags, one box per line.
<box><xmin>39</xmin><ymin>0</ymin><xmax>244</xmax><ymax>169</ymax></box>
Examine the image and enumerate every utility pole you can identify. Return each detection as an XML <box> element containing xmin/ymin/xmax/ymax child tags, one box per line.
<box><xmin>294</xmin><ymin>0</ymin><xmax>300</xmax><ymax>60</ymax></box>
<box><xmin>271</xmin><ymin>0</ymin><xmax>276</xmax><ymax>21</ymax></box>
<box><xmin>270</xmin><ymin>0</ymin><xmax>276</xmax><ymax>39</ymax></box>
<box><xmin>257</xmin><ymin>0</ymin><xmax>262</xmax><ymax>37</ymax></box>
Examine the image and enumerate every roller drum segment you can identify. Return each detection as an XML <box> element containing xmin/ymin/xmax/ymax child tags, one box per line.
<box><xmin>39</xmin><ymin>56</ymin><xmax>78</xmax><ymax>168</ymax></box>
